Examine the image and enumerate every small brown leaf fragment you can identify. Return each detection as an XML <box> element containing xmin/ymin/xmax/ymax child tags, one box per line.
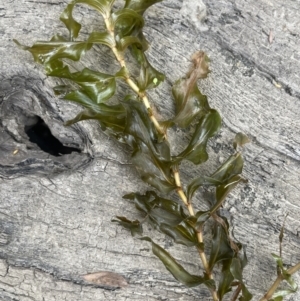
<box><xmin>187</xmin><ymin>51</ymin><xmax>210</xmax><ymax>80</ymax></box>
<box><xmin>82</xmin><ymin>271</ymin><xmax>128</xmax><ymax>288</ymax></box>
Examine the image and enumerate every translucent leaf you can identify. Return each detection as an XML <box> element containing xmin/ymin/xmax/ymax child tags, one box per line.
<box><xmin>194</xmin><ymin>211</ymin><xmax>211</xmax><ymax>232</ymax></box>
<box><xmin>60</xmin><ymin>2</ymin><xmax>82</xmax><ymax>40</ymax></box>
<box><xmin>141</xmin><ymin>237</ymin><xmax>215</xmax><ymax>289</ymax></box>
<box><xmin>271</xmin><ymin>254</ymin><xmax>298</xmax><ymax>292</ymax></box>
<box><xmin>175</xmin><ymin>109</ymin><xmax>221</xmax><ymax>165</ymax></box>
<box><xmin>124</xmin><ymin>0</ymin><xmax>163</xmax><ymax>15</ymax></box>
<box><xmin>209</xmin><ymin>225</ymin><xmax>234</xmax><ymax>270</ymax></box>
<box><xmin>172</xmin><ymin>51</ymin><xmax>210</xmax><ymax>128</ymax></box>
<box><xmin>65</xmin><ymin>104</ymin><xmax>126</xmax><ymax>133</ymax></box>
<box><xmin>14</xmin><ymin>36</ymin><xmax>92</xmax><ymax>65</ymax></box>
<box><xmin>211</xmin><ymin>152</ymin><xmax>244</xmax><ymax>182</ymax></box>
<box><xmin>230</xmin><ymin>258</ymin><xmax>253</xmax><ymax>301</ymax></box>
<box><xmin>71</xmin><ymin>0</ymin><xmax>115</xmax><ymax>16</ymax></box>
<box><xmin>233</xmin><ymin>132</ymin><xmax>250</xmax><ymax>150</ymax></box>
<box><xmin>112</xmin><ymin>216</ymin><xmax>143</xmax><ymax>236</ymax></box>
<box><xmin>159</xmin><ymin>220</ymin><xmax>202</xmax><ymax>248</ymax></box>
<box><xmin>131</xmin><ymin>47</ymin><xmax>165</xmax><ymax>91</ymax></box>
<box><xmin>88</xmin><ymin>31</ymin><xmax>115</xmax><ymax>48</ymax></box>
<box><xmin>123</xmin><ymin>191</ymin><xmax>186</xmax><ymax>227</ymax></box>
<box><xmin>122</xmin><ymin>99</ymin><xmax>175</xmax><ymax>193</ymax></box>
<box><xmin>112</xmin><ymin>8</ymin><xmax>144</xmax><ymax>38</ymax></box>
<box><xmin>186</xmin><ymin>176</ymin><xmax>222</xmax><ymax>202</ymax></box>
<box><xmin>117</xmin><ymin>36</ymin><xmax>142</xmax><ymax>51</ymax></box>
<box><xmin>210</xmin><ymin>175</ymin><xmax>246</xmax><ymax>214</ymax></box>
<box><xmin>218</xmin><ymin>259</ymin><xmax>234</xmax><ymax>300</ymax></box>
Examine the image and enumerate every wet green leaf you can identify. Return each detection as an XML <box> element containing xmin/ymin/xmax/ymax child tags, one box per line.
<box><xmin>209</xmin><ymin>225</ymin><xmax>234</xmax><ymax>270</ymax></box>
<box><xmin>175</xmin><ymin>109</ymin><xmax>221</xmax><ymax>165</ymax></box>
<box><xmin>88</xmin><ymin>31</ymin><xmax>115</xmax><ymax>48</ymax></box>
<box><xmin>65</xmin><ymin>104</ymin><xmax>126</xmax><ymax>133</ymax></box>
<box><xmin>211</xmin><ymin>152</ymin><xmax>244</xmax><ymax>182</ymax></box>
<box><xmin>60</xmin><ymin>2</ymin><xmax>82</xmax><ymax>40</ymax></box>
<box><xmin>14</xmin><ymin>36</ymin><xmax>92</xmax><ymax>65</ymax></box>
<box><xmin>210</xmin><ymin>175</ymin><xmax>246</xmax><ymax>215</ymax></box>
<box><xmin>230</xmin><ymin>258</ymin><xmax>253</xmax><ymax>301</ymax></box>
<box><xmin>130</xmin><ymin>46</ymin><xmax>165</xmax><ymax>90</ymax></box>
<box><xmin>160</xmin><ymin>220</ymin><xmax>202</xmax><ymax>248</ymax></box>
<box><xmin>186</xmin><ymin>176</ymin><xmax>222</xmax><ymax>201</ymax></box>
<box><xmin>124</xmin><ymin>0</ymin><xmax>163</xmax><ymax>15</ymax></box>
<box><xmin>122</xmin><ymin>99</ymin><xmax>175</xmax><ymax>193</ymax></box>
<box><xmin>66</xmin><ymin>69</ymin><xmax>116</xmax><ymax>104</ymax></box>
<box><xmin>123</xmin><ymin>191</ymin><xmax>186</xmax><ymax>227</ymax></box>
<box><xmin>172</xmin><ymin>82</ymin><xmax>209</xmax><ymax>128</ymax></box>
<box><xmin>112</xmin><ymin>8</ymin><xmax>144</xmax><ymax>38</ymax></box>
<box><xmin>218</xmin><ymin>259</ymin><xmax>234</xmax><ymax>300</ymax></box>
<box><xmin>141</xmin><ymin>237</ymin><xmax>215</xmax><ymax>288</ymax></box>
<box><xmin>172</xmin><ymin>51</ymin><xmax>210</xmax><ymax>128</ymax></box>
<box><xmin>112</xmin><ymin>216</ymin><xmax>143</xmax><ymax>236</ymax></box>
<box><xmin>233</xmin><ymin>132</ymin><xmax>250</xmax><ymax>150</ymax></box>
<box><xmin>194</xmin><ymin>211</ymin><xmax>211</xmax><ymax>232</ymax></box>
<box><xmin>70</xmin><ymin>0</ymin><xmax>115</xmax><ymax>16</ymax></box>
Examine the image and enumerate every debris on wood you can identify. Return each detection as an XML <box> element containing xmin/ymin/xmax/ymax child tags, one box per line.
<box><xmin>82</xmin><ymin>271</ymin><xmax>128</xmax><ymax>288</ymax></box>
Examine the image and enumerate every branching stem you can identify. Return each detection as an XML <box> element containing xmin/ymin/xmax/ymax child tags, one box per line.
<box><xmin>104</xmin><ymin>16</ymin><xmax>164</xmax><ymax>136</ymax></box>
<box><xmin>259</xmin><ymin>262</ymin><xmax>300</xmax><ymax>301</ymax></box>
<box><xmin>105</xmin><ymin>11</ymin><xmax>219</xmax><ymax>301</ymax></box>
<box><xmin>174</xmin><ymin>168</ymin><xmax>218</xmax><ymax>301</ymax></box>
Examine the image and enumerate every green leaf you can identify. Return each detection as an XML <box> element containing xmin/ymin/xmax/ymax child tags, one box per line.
<box><xmin>14</xmin><ymin>36</ymin><xmax>92</xmax><ymax>65</ymax></box>
<box><xmin>112</xmin><ymin>8</ymin><xmax>144</xmax><ymax>38</ymax></box>
<box><xmin>65</xmin><ymin>104</ymin><xmax>126</xmax><ymax>133</ymax></box>
<box><xmin>124</xmin><ymin>0</ymin><xmax>163</xmax><ymax>15</ymax></box>
<box><xmin>210</xmin><ymin>175</ymin><xmax>246</xmax><ymax>215</ymax></box>
<box><xmin>186</xmin><ymin>176</ymin><xmax>222</xmax><ymax>201</ymax></box>
<box><xmin>218</xmin><ymin>259</ymin><xmax>234</xmax><ymax>300</ymax></box>
<box><xmin>123</xmin><ymin>191</ymin><xmax>187</xmax><ymax>227</ymax></box>
<box><xmin>269</xmin><ymin>297</ymin><xmax>284</xmax><ymax>301</ymax></box>
<box><xmin>233</xmin><ymin>132</ymin><xmax>250</xmax><ymax>150</ymax></box>
<box><xmin>172</xmin><ymin>51</ymin><xmax>210</xmax><ymax>128</ymax></box>
<box><xmin>141</xmin><ymin>237</ymin><xmax>215</xmax><ymax>289</ymax></box>
<box><xmin>60</xmin><ymin>2</ymin><xmax>82</xmax><ymax>40</ymax></box>
<box><xmin>88</xmin><ymin>31</ymin><xmax>115</xmax><ymax>48</ymax></box>
<box><xmin>130</xmin><ymin>46</ymin><xmax>165</xmax><ymax>91</ymax></box>
<box><xmin>112</xmin><ymin>216</ymin><xmax>143</xmax><ymax>236</ymax></box>
<box><xmin>186</xmin><ymin>153</ymin><xmax>245</xmax><ymax>203</ymax></box>
<box><xmin>211</xmin><ymin>152</ymin><xmax>244</xmax><ymax>182</ymax></box>
<box><xmin>271</xmin><ymin>254</ymin><xmax>298</xmax><ymax>292</ymax></box>
<box><xmin>67</xmin><ymin>69</ymin><xmax>116</xmax><ymax>104</ymax></box>
<box><xmin>117</xmin><ymin>36</ymin><xmax>143</xmax><ymax>51</ymax></box>
<box><xmin>230</xmin><ymin>258</ymin><xmax>253</xmax><ymax>301</ymax></box>
<box><xmin>194</xmin><ymin>211</ymin><xmax>211</xmax><ymax>232</ymax></box>
<box><xmin>175</xmin><ymin>109</ymin><xmax>221</xmax><ymax>165</ymax></box>
<box><xmin>172</xmin><ymin>82</ymin><xmax>210</xmax><ymax>128</ymax></box>
<box><xmin>159</xmin><ymin>220</ymin><xmax>202</xmax><ymax>248</ymax></box>
<box><xmin>122</xmin><ymin>99</ymin><xmax>175</xmax><ymax>193</ymax></box>
<box><xmin>70</xmin><ymin>0</ymin><xmax>115</xmax><ymax>16</ymax></box>
<box><xmin>209</xmin><ymin>225</ymin><xmax>234</xmax><ymax>270</ymax></box>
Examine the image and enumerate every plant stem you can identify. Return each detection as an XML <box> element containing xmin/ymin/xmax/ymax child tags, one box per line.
<box><xmin>174</xmin><ymin>168</ymin><xmax>218</xmax><ymax>301</ymax></box>
<box><xmin>104</xmin><ymin>15</ymin><xmax>165</xmax><ymax>136</ymax></box>
<box><xmin>259</xmin><ymin>262</ymin><xmax>300</xmax><ymax>301</ymax></box>
<box><xmin>230</xmin><ymin>284</ymin><xmax>242</xmax><ymax>301</ymax></box>
<box><xmin>105</xmin><ymin>11</ymin><xmax>219</xmax><ymax>301</ymax></box>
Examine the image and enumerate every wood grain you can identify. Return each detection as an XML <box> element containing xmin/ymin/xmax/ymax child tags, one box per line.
<box><xmin>0</xmin><ymin>0</ymin><xmax>299</xmax><ymax>300</ymax></box>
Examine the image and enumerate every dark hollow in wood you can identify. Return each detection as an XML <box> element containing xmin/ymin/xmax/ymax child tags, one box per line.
<box><xmin>0</xmin><ymin>75</ymin><xmax>93</xmax><ymax>179</ymax></box>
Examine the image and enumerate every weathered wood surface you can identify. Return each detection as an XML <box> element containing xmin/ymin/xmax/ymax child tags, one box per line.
<box><xmin>1</xmin><ymin>0</ymin><xmax>300</xmax><ymax>300</ymax></box>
